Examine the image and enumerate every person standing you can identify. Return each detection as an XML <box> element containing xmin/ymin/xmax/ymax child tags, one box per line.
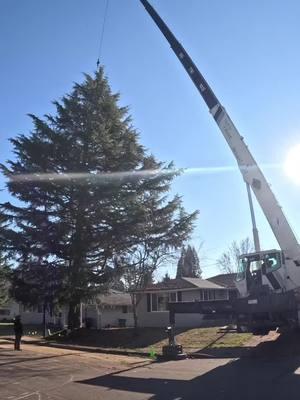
<box><xmin>14</xmin><ymin>315</ymin><xmax>23</xmax><ymax>351</ymax></box>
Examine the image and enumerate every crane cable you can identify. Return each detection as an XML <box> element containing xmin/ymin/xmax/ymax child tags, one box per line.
<box><xmin>96</xmin><ymin>0</ymin><xmax>110</xmax><ymax>68</ymax></box>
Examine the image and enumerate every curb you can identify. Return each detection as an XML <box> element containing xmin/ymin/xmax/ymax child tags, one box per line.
<box><xmin>3</xmin><ymin>337</ymin><xmax>153</xmax><ymax>359</ymax></box>
<box><xmin>40</xmin><ymin>342</ymin><xmax>152</xmax><ymax>358</ymax></box>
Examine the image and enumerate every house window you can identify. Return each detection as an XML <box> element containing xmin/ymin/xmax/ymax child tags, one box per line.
<box><xmin>122</xmin><ymin>306</ymin><xmax>128</xmax><ymax>314</ymax></box>
<box><xmin>0</xmin><ymin>309</ymin><xmax>10</xmax><ymax>316</ymax></box>
<box><xmin>200</xmin><ymin>289</ymin><xmax>228</xmax><ymax>301</ymax></box>
<box><xmin>210</xmin><ymin>290</ymin><xmax>216</xmax><ymax>300</ymax></box>
<box><xmin>151</xmin><ymin>292</ymin><xmax>178</xmax><ymax>312</ymax></box>
<box><xmin>203</xmin><ymin>289</ymin><xmax>209</xmax><ymax>301</ymax></box>
<box><xmin>202</xmin><ymin>289</ymin><xmax>216</xmax><ymax>301</ymax></box>
<box><xmin>169</xmin><ymin>292</ymin><xmax>177</xmax><ymax>302</ymax></box>
<box><xmin>157</xmin><ymin>293</ymin><xmax>169</xmax><ymax>311</ymax></box>
<box><xmin>215</xmin><ymin>290</ymin><xmax>228</xmax><ymax>300</ymax></box>
<box><xmin>151</xmin><ymin>294</ymin><xmax>158</xmax><ymax>311</ymax></box>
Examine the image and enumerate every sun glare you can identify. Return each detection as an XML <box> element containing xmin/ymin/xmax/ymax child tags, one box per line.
<box><xmin>284</xmin><ymin>144</ymin><xmax>300</xmax><ymax>185</ymax></box>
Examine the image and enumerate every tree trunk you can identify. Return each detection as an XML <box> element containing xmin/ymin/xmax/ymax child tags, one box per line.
<box><xmin>68</xmin><ymin>301</ymin><xmax>80</xmax><ymax>330</ymax></box>
<box><xmin>42</xmin><ymin>303</ymin><xmax>47</xmax><ymax>338</ymax></box>
<box><xmin>131</xmin><ymin>293</ymin><xmax>139</xmax><ymax>336</ymax></box>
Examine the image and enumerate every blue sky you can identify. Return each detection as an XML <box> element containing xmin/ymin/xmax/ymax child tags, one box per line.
<box><xmin>1</xmin><ymin>0</ymin><xmax>300</xmax><ymax>278</ymax></box>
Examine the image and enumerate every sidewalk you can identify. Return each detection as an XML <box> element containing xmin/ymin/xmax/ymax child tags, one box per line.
<box><xmin>0</xmin><ymin>336</ymin><xmax>152</xmax><ymax>369</ymax></box>
<box><xmin>1</xmin><ymin>335</ymin><xmax>153</xmax><ymax>358</ymax></box>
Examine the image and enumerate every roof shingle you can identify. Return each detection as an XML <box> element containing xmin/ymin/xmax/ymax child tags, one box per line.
<box><xmin>137</xmin><ymin>277</ymin><xmax>225</xmax><ymax>292</ymax></box>
<box><xmin>97</xmin><ymin>290</ymin><xmax>132</xmax><ymax>306</ymax></box>
<box><xmin>207</xmin><ymin>273</ymin><xmax>237</xmax><ymax>289</ymax></box>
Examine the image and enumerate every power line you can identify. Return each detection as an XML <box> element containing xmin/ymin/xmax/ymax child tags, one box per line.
<box><xmin>97</xmin><ymin>0</ymin><xmax>110</xmax><ymax>68</ymax></box>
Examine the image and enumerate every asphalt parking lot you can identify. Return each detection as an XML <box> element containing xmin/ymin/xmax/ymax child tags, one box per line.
<box><xmin>2</xmin><ymin>336</ymin><xmax>300</xmax><ymax>400</ymax></box>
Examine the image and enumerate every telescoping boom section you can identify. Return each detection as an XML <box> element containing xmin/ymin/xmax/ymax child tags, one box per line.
<box><xmin>140</xmin><ymin>0</ymin><xmax>300</xmax><ymax>331</ymax></box>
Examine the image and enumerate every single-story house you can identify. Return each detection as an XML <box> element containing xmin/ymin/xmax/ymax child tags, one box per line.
<box><xmin>0</xmin><ymin>300</ymin><xmax>20</xmax><ymax>322</ymax></box>
<box><xmin>0</xmin><ymin>301</ymin><xmax>68</xmax><ymax>326</ymax></box>
<box><xmin>135</xmin><ymin>277</ymin><xmax>231</xmax><ymax>328</ymax></box>
<box><xmin>207</xmin><ymin>273</ymin><xmax>238</xmax><ymax>299</ymax></box>
<box><xmin>0</xmin><ymin>289</ymin><xmax>134</xmax><ymax>329</ymax></box>
<box><xmin>84</xmin><ymin>289</ymin><xmax>134</xmax><ymax>329</ymax></box>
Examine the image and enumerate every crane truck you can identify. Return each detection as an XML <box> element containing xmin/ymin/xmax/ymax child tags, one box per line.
<box><xmin>140</xmin><ymin>0</ymin><xmax>300</xmax><ymax>334</ymax></box>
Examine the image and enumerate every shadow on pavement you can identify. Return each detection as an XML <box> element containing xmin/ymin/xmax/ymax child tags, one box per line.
<box><xmin>0</xmin><ymin>352</ymin><xmax>78</xmax><ymax>367</ymax></box>
<box><xmin>189</xmin><ymin>346</ymin><xmax>250</xmax><ymax>358</ymax></box>
<box><xmin>78</xmin><ymin>332</ymin><xmax>300</xmax><ymax>400</ymax></box>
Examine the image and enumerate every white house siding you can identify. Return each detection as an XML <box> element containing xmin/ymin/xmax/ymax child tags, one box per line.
<box><xmin>0</xmin><ymin>301</ymin><xmax>20</xmax><ymax>321</ymax></box>
<box><xmin>84</xmin><ymin>305</ymin><xmax>134</xmax><ymax>329</ymax></box>
<box><xmin>136</xmin><ymin>290</ymin><xmax>205</xmax><ymax>328</ymax></box>
<box><xmin>20</xmin><ymin>311</ymin><xmax>67</xmax><ymax>326</ymax></box>
<box><xmin>136</xmin><ymin>293</ymin><xmax>170</xmax><ymax>327</ymax></box>
<box><xmin>136</xmin><ymin>289</ymin><xmax>231</xmax><ymax>328</ymax></box>
<box><xmin>20</xmin><ymin>306</ymin><xmax>68</xmax><ymax>327</ymax></box>
<box><xmin>0</xmin><ymin>300</ymin><xmax>68</xmax><ymax>327</ymax></box>
<box><xmin>100</xmin><ymin>308</ymin><xmax>134</xmax><ymax>328</ymax></box>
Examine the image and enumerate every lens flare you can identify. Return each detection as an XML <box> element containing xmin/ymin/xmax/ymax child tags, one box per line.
<box><xmin>284</xmin><ymin>144</ymin><xmax>300</xmax><ymax>185</ymax></box>
<box><xmin>8</xmin><ymin>164</ymin><xmax>280</xmax><ymax>184</ymax></box>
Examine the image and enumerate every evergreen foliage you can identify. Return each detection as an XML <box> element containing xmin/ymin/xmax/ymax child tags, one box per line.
<box><xmin>0</xmin><ymin>258</ymin><xmax>10</xmax><ymax>306</ymax></box>
<box><xmin>176</xmin><ymin>245</ymin><xmax>201</xmax><ymax>278</ymax></box>
<box><xmin>1</xmin><ymin>68</ymin><xmax>198</xmax><ymax>328</ymax></box>
<box><xmin>162</xmin><ymin>272</ymin><xmax>171</xmax><ymax>282</ymax></box>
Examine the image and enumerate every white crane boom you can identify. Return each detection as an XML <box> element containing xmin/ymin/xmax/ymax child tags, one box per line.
<box><xmin>212</xmin><ymin>105</ymin><xmax>300</xmax><ymax>260</ymax></box>
<box><xmin>140</xmin><ymin>0</ymin><xmax>300</xmax><ymax>265</ymax></box>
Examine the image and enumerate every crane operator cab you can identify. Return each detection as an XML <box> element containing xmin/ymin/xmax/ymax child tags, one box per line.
<box><xmin>235</xmin><ymin>250</ymin><xmax>283</xmax><ymax>298</ymax></box>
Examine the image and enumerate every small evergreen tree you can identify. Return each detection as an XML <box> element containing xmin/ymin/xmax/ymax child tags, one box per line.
<box><xmin>176</xmin><ymin>245</ymin><xmax>201</xmax><ymax>278</ymax></box>
<box><xmin>176</xmin><ymin>247</ymin><xmax>186</xmax><ymax>278</ymax></box>
<box><xmin>162</xmin><ymin>272</ymin><xmax>171</xmax><ymax>282</ymax></box>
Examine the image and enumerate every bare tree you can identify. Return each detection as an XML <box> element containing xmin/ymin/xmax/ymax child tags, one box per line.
<box><xmin>121</xmin><ymin>243</ymin><xmax>176</xmax><ymax>332</ymax></box>
<box><xmin>217</xmin><ymin>237</ymin><xmax>253</xmax><ymax>274</ymax></box>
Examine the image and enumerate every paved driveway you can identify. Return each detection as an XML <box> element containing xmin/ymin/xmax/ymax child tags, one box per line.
<box><xmin>1</xmin><ymin>338</ymin><xmax>300</xmax><ymax>400</ymax></box>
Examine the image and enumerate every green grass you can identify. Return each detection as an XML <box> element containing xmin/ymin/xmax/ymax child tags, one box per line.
<box><xmin>56</xmin><ymin>327</ymin><xmax>252</xmax><ymax>354</ymax></box>
<box><xmin>207</xmin><ymin>331</ymin><xmax>252</xmax><ymax>349</ymax></box>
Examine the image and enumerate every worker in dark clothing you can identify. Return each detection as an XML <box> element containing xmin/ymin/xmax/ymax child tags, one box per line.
<box><xmin>14</xmin><ymin>315</ymin><xmax>23</xmax><ymax>351</ymax></box>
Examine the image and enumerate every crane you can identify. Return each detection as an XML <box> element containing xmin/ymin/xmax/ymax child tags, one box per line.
<box><xmin>140</xmin><ymin>0</ymin><xmax>300</xmax><ymax>332</ymax></box>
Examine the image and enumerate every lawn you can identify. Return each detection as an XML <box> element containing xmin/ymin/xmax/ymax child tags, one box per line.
<box><xmin>55</xmin><ymin>326</ymin><xmax>252</xmax><ymax>355</ymax></box>
<box><xmin>0</xmin><ymin>323</ymin><xmax>43</xmax><ymax>337</ymax></box>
